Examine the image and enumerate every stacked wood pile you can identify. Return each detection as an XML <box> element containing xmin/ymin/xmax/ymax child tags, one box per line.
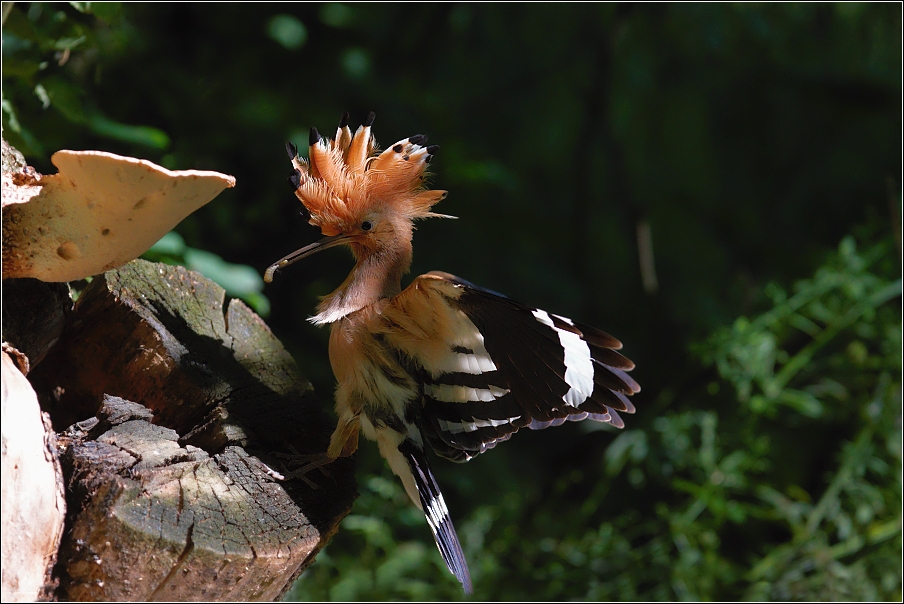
<box><xmin>2</xmin><ymin>260</ymin><xmax>356</xmax><ymax>601</ymax></box>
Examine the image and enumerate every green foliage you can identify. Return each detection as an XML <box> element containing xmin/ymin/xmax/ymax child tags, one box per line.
<box><xmin>700</xmin><ymin>235</ymin><xmax>901</xmax><ymax>600</ymax></box>
<box><xmin>2</xmin><ymin>2</ymin><xmax>168</xmax><ymax>158</ymax></box>
<box><xmin>704</xmin><ymin>236</ymin><xmax>900</xmax><ymax>419</ymax></box>
<box><xmin>142</xmin><ymin>232</ymin><xmax>270</xmax><ymax>316</ymax></box>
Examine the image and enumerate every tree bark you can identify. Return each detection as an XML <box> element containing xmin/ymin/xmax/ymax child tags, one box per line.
<box><xmin>22</xmin><ymin>259</ymin><xmax>356</xmax><ymax>601</ymax></box>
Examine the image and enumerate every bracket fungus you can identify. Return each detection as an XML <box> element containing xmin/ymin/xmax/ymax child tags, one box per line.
<box><xmin>2</xmin><ymin>150</ymin><xmax>235</xmax><ymax>282</ymax></box>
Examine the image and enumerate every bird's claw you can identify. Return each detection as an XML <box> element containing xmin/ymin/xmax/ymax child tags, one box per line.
<box><xmin>270</xmin><ymin>448</ymin><xmax>335</xmax><ymax>489</ymax></box>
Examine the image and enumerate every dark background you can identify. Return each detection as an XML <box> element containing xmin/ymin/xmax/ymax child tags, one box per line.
<box><xmin>3</xmin><ymin>3</ymin><xmax>901</xmax><ymax>600</ymax></box>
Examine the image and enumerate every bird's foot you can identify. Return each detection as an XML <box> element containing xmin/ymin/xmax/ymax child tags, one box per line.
<box><xmin>271</xmin><ymin>446</ymin><xmax>335</xmax><ymax>489</ymax></box>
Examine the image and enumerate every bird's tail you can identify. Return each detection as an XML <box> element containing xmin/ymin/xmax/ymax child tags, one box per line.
<box><xmin>399</xmin><ymin>440</ymin><xmax>473</xmax><ymax>593</ymax></box>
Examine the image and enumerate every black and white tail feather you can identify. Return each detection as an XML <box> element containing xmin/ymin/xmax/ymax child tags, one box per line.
<box><xmin>399</xmin><ymin>440</ymin><xmax>472</xmax><ymax>592</ymax></box>
<box><xmin>381</xmin><ymin>271</ymin><xmax>640</xmax><ymax>591</ymax></box>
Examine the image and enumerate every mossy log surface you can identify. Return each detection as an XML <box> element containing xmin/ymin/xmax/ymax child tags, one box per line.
<box><xmin>27</xmin><ymin>259</ymin><xmax>355</xmax><ymax>601</ymax></box>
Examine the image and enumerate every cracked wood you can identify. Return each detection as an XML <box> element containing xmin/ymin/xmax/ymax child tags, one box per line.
<box><xmin>26</xmin><ymin>260</ymin><xmax>356</xmax><ymax>601</ymax></box>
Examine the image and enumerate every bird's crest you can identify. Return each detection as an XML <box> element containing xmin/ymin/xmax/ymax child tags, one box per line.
<box><xmin>286</xmin><ymin>111</ymin><xmax>451</xmax><ymax>237</ymax></box>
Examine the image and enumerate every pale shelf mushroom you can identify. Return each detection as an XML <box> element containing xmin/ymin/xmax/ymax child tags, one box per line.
<box><xmin>2</xmin><ymin>150</ymin><xmax>236</xmax><ymax>282</ymax></box>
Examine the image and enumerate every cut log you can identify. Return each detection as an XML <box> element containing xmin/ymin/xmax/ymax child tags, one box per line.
<box><xmin>27</xmin><ymin>259</ymin><xmax>356</xmax><ymax>601</ymax></box>
<box><xmin>1</xmin><ymin>278</ymin><xmax>71</xmax><ymax>370</ymax></box>
<box><xmin>58</xmin><ymin>395</ymin><xmax>325</xmax><ymax>601</ymax></box>
<box><xmin>1</xmin><ymin>350</ymin><xmax>66</xmax><ymax>602</ymax></box>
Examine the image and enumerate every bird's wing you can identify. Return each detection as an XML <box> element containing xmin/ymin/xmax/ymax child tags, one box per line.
<box><xmin>379</xmin><ymin>271</ymin><xmax>640</xmax><ymax>463</ymax></box>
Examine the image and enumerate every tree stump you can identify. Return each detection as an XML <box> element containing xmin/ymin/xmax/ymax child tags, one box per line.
<box><xmin>24</xmin><ymin>259</ymin><xmax>356</xmax><ymax>601</ymax></box>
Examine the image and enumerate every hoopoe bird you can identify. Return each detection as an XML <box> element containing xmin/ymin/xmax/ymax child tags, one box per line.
<box><xmin>265</xmin><ymin>112</ymin><xmax>640</xmax><ymax>593</ymax></box>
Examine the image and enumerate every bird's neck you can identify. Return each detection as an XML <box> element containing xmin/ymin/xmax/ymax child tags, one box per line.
<box><xmin>312</xmin><ymin>242</ymin><xmax>412</xmax><ymax>324</ymax></box>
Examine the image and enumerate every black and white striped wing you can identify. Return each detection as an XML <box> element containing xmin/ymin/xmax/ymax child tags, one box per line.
<box><xmin>382</xmin><ymin>271</ymin><xmax>640</xmax><ymax>463</ymax></box>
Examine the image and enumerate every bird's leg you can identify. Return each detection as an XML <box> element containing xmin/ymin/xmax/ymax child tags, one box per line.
<box><xmin>271</xmin><ymin>416</ymin><xmax>361</xmax><ymax>488</ymax></box>
<box><xmin>274</xmin><ymin>447</ymin><xmax>335</xmax><ymax>488</ymax></box>
<box><xmin>253</xmin><ymin>458</ymin><xmax>287</xmax><ymax>482</ymax></box>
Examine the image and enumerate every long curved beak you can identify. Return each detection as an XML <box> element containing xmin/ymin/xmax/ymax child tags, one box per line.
<box><xmin>264</xmin><ymin>234</ymin><xmax>352</xmax><ymax>283</ymax></box>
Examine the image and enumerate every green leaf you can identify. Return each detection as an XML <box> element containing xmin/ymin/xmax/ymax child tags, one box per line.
<box><xmin>604</xmin><ymin>430</ymin><xmax>648</xmax><ymax>476</ymax></box>
<box><xmin>33</xmin><ymin>83</ymin><xmax>50</xmax><ymax>109</ymax></box>
<box><xmin>87</xmin><ymin>113</ymin><xmax>171</xmax><ymax>149</ymax></box>
<box><xmin>68</xmin><ymin>2</ymin><xmax>122</xmax><ymax>19</ymax></box>
<box><xmin>267</xmin><ymin>14</ymin><xmax>307</xmax><ymax>50</ymax></box>
<box><xmin>1</xmin><ymin>96</ymin><xmax>22</xmax><ymax>133</ymax></box>
<box><xmin>40</xmin><ymin>75</ymin><xmax>88</xmax><ymax>123</ymax></box>
<box><xmin>777</xmin><ymin>388</ymin><xmax>824</xmax><ymax>418</ymax></box>
<box><xmin>183</xmin><ymin>249</ymin><xmax>264</xmax><ymax>298</ymax></box>
<box><xmin>147</xmin><ymin>231</ymin><xmax>187</xmax><ymax>257</ymax></box>
<box><xmin>53</xmin><ymin>35</ymin><xmax>87</xmax><ymax>51</ymax></box>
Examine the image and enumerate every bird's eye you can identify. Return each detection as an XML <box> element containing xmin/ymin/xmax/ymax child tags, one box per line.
<box><xmin>361</xmin><ymin>220</ymin><xmax>373</xmax><ymax>232</ymax></box>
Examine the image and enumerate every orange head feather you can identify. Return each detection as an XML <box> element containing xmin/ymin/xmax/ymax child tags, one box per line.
<box><xmin>265</xmin><ymin>112</ymin><xmax>453</xmax><ymax>284</ymax></box>
<box><xmin>291</xmin><ymin>112</ymin><xmax>450</xmax><ymax>235</ymax></box>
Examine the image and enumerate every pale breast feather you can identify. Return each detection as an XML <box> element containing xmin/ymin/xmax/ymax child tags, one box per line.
<box><xmin>386</xmin><ymin>272</ymin><xmax>640</xmax><ymax>463</ymax></box>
